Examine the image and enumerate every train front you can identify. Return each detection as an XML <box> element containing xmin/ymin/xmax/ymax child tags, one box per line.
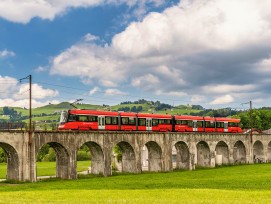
<box><xmin>58</xmin><ymin>110</ymin><xmax>68</xmax><ymax>130</ymax></box>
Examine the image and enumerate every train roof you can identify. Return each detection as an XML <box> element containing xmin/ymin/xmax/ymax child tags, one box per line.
<box><xmin>69</xmin><ymin>109</ymin><xmax>119</xmax><ymax>116</ymax></box>
<box><xmin>215</xmin><ymin>117</ymin><xmax>240</xmax><ymax>122</ymax></box>
<box><xmin>174</xmin><ymin>115</ymin><xmax>205</xmax><ymax>120</ymax></box>
<box><xmin>119</xmin><ymin>112</ymin><xmax>137</xmax><ymax>117</ymax></box>
<box><xmin>137</xmin><ymin>113</ymin><xmax>172</xmax><ymax>119</ymax></box>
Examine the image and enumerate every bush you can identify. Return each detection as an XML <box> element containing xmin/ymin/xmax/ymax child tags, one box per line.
<box><xmin>42</xmin><ymin>148</ymin><xmax>56</xmax><ymax>162</ymax></box>
<box><xmin>77</xmin><ymin>151</ymin><xmax>91</xmax><ymax>161</ymax></box>
<box><xmin>0</xmin><ymin>148</ymin><xmax>7</xmax><ymax>163</ymax></box>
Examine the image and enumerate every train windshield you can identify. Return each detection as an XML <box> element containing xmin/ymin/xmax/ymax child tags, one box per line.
<box><xmin>59</xmin><ymin>111</ymin><xmax>68</xmax><ymax>124</ymax></box>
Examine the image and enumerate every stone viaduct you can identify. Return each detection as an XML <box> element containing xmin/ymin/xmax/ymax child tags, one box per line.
<box><xmin>0</xmin><ymin>130</ymin><xmax>271</xmax><ymax>182</ymax></box>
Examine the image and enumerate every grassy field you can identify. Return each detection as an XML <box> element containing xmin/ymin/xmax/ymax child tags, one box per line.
<box><xmin>0</xmin><ymin>164</ymin><xmax>271</xmax><ymax>203</ymax></box>
<box><xmin>0</xmin><ymin>161</ymin><xmax>91</xmax><ymax>178</ymax></box>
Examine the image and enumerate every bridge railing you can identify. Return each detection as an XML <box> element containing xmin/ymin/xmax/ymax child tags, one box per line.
<box><xmin>0</xmin><ymin>122</ymin><xmax>58</xmax><ymax>131</ymax></box>
<box><xmin>0</xmin><ymin>122</ymin><xmax>26</xmax><ymax>131</ymax></box>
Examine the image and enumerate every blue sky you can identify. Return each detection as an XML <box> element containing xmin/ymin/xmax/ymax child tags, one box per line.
<box><xmin>1</xmin><ymin>0</ymin><xmax>271</xmax><ymax>110</ymax></box>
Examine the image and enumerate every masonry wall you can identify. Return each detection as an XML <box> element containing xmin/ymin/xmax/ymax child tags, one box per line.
<box><xmin>0</xmin><ymin>131</ymin><xmax>270</xmax><ymax>182</ymax></box>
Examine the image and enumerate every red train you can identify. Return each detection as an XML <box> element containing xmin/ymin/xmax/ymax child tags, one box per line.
<box><xmin>58</xmin><ymin>109</ymin><xmax>242</xmax><ymax>133</ymax></box>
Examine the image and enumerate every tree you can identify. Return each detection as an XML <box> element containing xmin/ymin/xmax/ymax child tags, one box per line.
<box><xmin>0</xmin><ymin>148</ymin><xmax>7</xmax><ymax>163</ymax></box>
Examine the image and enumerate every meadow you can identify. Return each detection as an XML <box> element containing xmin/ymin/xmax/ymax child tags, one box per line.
<box><xmin>0</xmin><ymin>163</ymin><xmax>271</xmax><ymax>203</ymax></box>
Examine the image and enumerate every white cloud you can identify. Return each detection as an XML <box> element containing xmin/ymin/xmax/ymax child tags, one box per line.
<box><xmin>49</xmin><ymin>0</ymin><xmax>271</xmax><ymax>107</ymax></box>
<box><xmin>202</xmin><ymin>84</ymin><xmax>256</xmax><ymax>94</ymax></box>
<box><xmin>0</xmin><ymin>75</ymin><xmax>59</xmax><ymax>108</ymax></box>
<box><xmin>191</xmin><ymin>95</ymin><xmax>206</xmax><ymax>104</ymax></box>
<box><xmin>89</xmin><ymin>86</ymin><xmax>100</xmax><ymax>95</ymax></box>
<box><xmin>104</xmin><ymin>88</ymin><xmax>126</xmax><ymax>95</ymax></box>
<box><xmin>0</xmin><ymin>49</ymin><xmax>15</xmax><ymax>58</ymax></box>
<box><xmin>14</xmin><ymin>84</ymin><xmax>59</xmax><ymax>99</ymax></box>
<box><xmin>0</xmin><ymin>98</ymin><xmax>60</xmax><ymax>108</ymax></box>
<box><xmin>256</xmin><ymin>58</ymin><xmax>271</xmax><ymax>73</ymax></box>
<box><xmin>34</xmin><ymin>66</ymin><xmax>48</xmax><ymax>72</ymax></box>
<box><xmin>112</xmin><ymin>0</ymin><xmax>271</xmax><ymax>58</ymax></box>
<box><xmin>155</xmin><ymin>90</ymin><xmax>187</xmax><ymax>97</ymax></box>
<box><xmin>210</xmin><ymin>94</ymin><xmax>234</xmax><ymax>105</ymax></box>
<box><xmin>83</xmin><ymin>33</ymin><xmax>99</xmax><ymax>42</ymax></box>
<box><xmin>50</xmin><ymin>43</ymin><xmax>125</xmax><ymax>87</ymax></box>
<box><xmin>0</xmin><ymin>0</ymin><xmax>166</xmax><ymax>24</ymax></box>
<box><xmin>131</xmin><ymin>74</ymin><xmax>160</xmax><ymax>91</ymax></box>
<box><xmin>0</xmin><ymin>76</ymin><xmax>18</xmax><ymax>98</ymax></box>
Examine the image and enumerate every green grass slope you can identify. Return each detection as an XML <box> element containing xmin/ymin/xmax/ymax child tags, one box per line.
<box><xmin>0</xmin><ymin>164</ymin><xmax>271</xmax><ymax>203</ymax></box>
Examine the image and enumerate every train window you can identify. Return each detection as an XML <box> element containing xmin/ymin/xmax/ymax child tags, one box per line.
<box><xmin>197</xmin><ymin>121</ymin><xmax>203</xmax><ymax>127</ymax></box>
<box><xmin>68</xmin><ymin>114</ymin><xmax>77</xmax><ymax>122</ymax></box>
<box><xmin>216</xmin><ymin>122</ymin><xmax>224</xmax><ymax>128</ymax></box>
<box><xmin>129</xmin><ymin>117</ymin><xmax>135</xmax><ymax>125</ymax></box>
<box><xmin>105</xmin><ymin>117</ymin><xmax>111</xmax><ymax>125</ymax></box>
<box><xmin>205</xmin><ymin>121</ymin><xmax>215</xmax><ymax>128</ymax></box>
<box><xmin>165</xmin><ymin>119</ymin><xmax>171</xmax><ymax>124</ymax></box>
<box><xmin>152</xmin><ymin>119</ymin><xmax>159</xmax><ymax>126</ymax></box>
<box><xmin>121</xmin><ymin>117</ymin><xmax>129</xmax><ymax>125</ymax></box>
<box><xmin>175</xmin><ymin>120</ymin><xmax>181</xmax><ymax>125</ymax></box>
<box><xmin>112</xmin><ymin>117</ymin><xmax>118</xmax><ymax>125</ymax></box>
<box><xmin>229</xmin><ymin>122</ymin><xmax>238</xmax><ymax>127</ymax></box>
<box><xmin>138</xmin><ymin>118</ymin><xmax>146</xmax><ymax>126</ymax></box>
<box><xmin>187</xmin><ymin>120</ymin><xmax>193</xmax><ymax>127</ymax></box>
<box><xmin>89</xmin><ymin>116</ymin><xmax>97</xmax><ymax>122</ymax></box>
<box><xmin>78</xmin><ymin>115</ymin><xmax>89</xmax><ymax>122</ymax></box>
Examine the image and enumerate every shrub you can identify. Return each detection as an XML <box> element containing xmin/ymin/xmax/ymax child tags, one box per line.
<box><xmin>77</xmin><ymin>151</ymin><xmax>91</xmax><ymax>161</ymax></box>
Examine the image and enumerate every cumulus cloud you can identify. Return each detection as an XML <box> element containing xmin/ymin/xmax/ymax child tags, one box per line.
<box><xmin>202</xmin><ymin>84</ymin><xmax>256</xmax><ymax>94</ymax></box>
<box><xmin>0</xmin><ymin>98</ymin><xmax>60</xmax><ymax>109</ymax></box>
<box><xmin>0</xmin><ymin>76</ymin><xmax>18</xmax><ymax>98</ymax></box>
<box><xmin>0</xmin><ymin>0</ymin><xmax>168</xmax><ymax>23</ymax></box>
<box><xmin>0</xmin><ymin>49</ymin><xmax>15</xmax><ymax>58</ymax></box>
<box><xmin>50</xmin><ymin>43</ymin><xmax>125</xmax><ymax>87</ymax></box>
<box><xmin>14</xmin><ymin>84</ymin><xmax>59</xmax><ymax>99</ymax></box>
<box><xmin>210</xmin><ymin>94</ymin><xmax>234</xmax><ymax>105</ymax></box>
<box><xmin>104</xmin><ymin>88</ymin><xmax>126</xmax><ymax>96</ymax></box>
<box><xmin>89</xmin><ymin>86</ymin><xmax>100</xmax><ymax>95</ymax></box>
<box><xmin>0</xmin><ymin>75</ymin><xmax>59</xmax><ymax>108</ymax></box>
<box><xmin>50</xmin><ymin>0</ymin><xmax>271</xmax><ymax>106</ymax></box>
<box><xmin>83</xmin><ymin>33</ymin><xmax>99</xmax><ymax>42</ymax></box>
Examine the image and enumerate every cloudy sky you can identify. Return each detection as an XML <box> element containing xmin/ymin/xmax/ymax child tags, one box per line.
<box><xmin>1</xmin><ymin>0</ymin><xmax>271</xmax><ymax>109</ymax></box>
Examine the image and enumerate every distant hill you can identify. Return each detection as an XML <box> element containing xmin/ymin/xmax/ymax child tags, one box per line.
<box><xmin>0</xmin><ymin>100</ymin><xmax>202</xmax><ymax>124</ymax></box>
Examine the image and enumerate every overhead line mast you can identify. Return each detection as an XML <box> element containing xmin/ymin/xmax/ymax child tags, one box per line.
<box><xmin>19</xmin><ymin>75</ymin><xmax>32</xmax><ymax>144</ymax></box>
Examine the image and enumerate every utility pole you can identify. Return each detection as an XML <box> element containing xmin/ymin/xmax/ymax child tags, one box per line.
<box><xmin>19</xmin><ymin>75</ymin><xmax>32</xmax><ymax>145</ymax></box>
<box><xmin>249</xmin><ymin>100</ymin><xmax>253</xmax><ymax>143</ymax></box>
<box><xmin>19</xmin><ymin>75</ymin><xmax>33</xmax><ymax>181</ymax></box>
<box><xmin>241</xmin><ymin>101</ymin><xmax>253</xmax><ymax>143</ymax></box>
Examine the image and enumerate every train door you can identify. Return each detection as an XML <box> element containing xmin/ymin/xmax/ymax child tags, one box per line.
<box><xmin>146</xmin><ymin>118</ymin><xmax>152</xmax><ymax>131</ymax></box>
<box><xmin>98</xmin><ymin>116</ymin><xmax>105</xmax><ymax>130</ymax></box>
<box><xmin>224</xmin><ymin>122</ymin><xmax>228</xmax><ymax>132</ymax></box>
<box><xmin>193</xmin><ymin>120</ymin><xmax>197</xmax><ymax>132</ymax></box>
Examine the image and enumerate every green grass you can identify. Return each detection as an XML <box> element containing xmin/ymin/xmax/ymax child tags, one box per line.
<box><xmin>1</xmin><ymin>164</ymin><xmax>271</xmax><ymax>203</ymax></box>
<box><xmin>0</xmin><ymin>161</ymin><xmax>90</xmax><ymax>178</ymax></box>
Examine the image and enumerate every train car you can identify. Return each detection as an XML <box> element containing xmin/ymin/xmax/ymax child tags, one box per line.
<box><xmin>203</xmin><ymin>116</ymin><xmax>216</xmax><ymax>132</ymax></box>
<box><xmin>119</xmin><ymin>112</ymin><xmax>137</xmax><ymax>131</ymax></box>
<box><xmin>215</xmin><ymin>117</ymin><xmax>242</xmax><ymax>133</ymax></box>
<box><xmin>58</xmin><ymin>109</ymin><xmax>119</xmax><ymax>131</ymax></box>
<box><xmin>137</xmin><ymin>113</ymin><xmax>172</xmax><ymax>132</ymax></box>
<box><xmin>174</xmin><ymin>115</ymin><xmax>205</xmax><ymax>132</ymax></box>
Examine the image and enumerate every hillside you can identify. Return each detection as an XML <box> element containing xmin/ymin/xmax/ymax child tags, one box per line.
<box><xmin>0</xmin><ymin>100</ymin><xmax>201</xmax><ymax>124</ymax></box>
